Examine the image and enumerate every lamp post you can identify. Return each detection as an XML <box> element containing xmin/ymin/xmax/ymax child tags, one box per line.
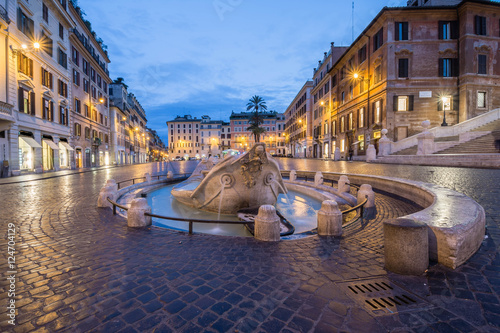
<box><xmin>441</xmin><ymin>97</ymin><xmax>448</xmax><ymax>127</ymax></box>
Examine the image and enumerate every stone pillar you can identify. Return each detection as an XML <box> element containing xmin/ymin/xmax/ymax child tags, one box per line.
<box><xmin>366</xmin><ymin>144</ymin><xmax>376</xmax><ymax>162</ymax></box>
<box><xmin>314</xmin><ymin>171</ymin><xmax>323</xmax><ymax>186</ymax></box>
<box><xmin>127</xmin><ymin>198</ymin><xmax>152</xmax><ymax>227</ymax></box>
<box><xmin>8</xmin><ymin>123</ymin><xmax>20</xmax><ymax>176</ymax></box>
<box><xmin>338</xmin><ymin>175</ymin><xmax>350</xmax><ymax>193</ymax></box>
<box><xmin>53</xmin><ymin>136</ymin><xmax>60</xmax><ymax>171</ymax></box>
<box><xmin>378</xmin><ymin>129</ymin><xmax>392</xmax><ymax>156</ymax></box>
<box><xmin>384</xmin><ymin>218</ymin><xmax>429</xmax><ymax>275</ymax></box>
<box><xmin>289</xmin><ymin>170</ymin><xmax>297</xmax><ymax>182</ymax></box>
<box><xmin>317</xmin><ymin>200</ymin><xmax>343</xmax><ymax>236</ymax></box>
<box><xmin>145</xmin><ymin>172</ymin><xmax>151</xmax><ymax>183</ymax></box>
<box><xmin>334</xmin><ymin>147</ymin><xmax>341</xmax><ymax>161</ymax></box>
<box><xmin>97</xmin><ymin>179</ymin><xmax>118</xmax><ymax>209</ymax></box>
<box><xmin>254</xmin><ymin>205</ymin><xmax>280</xmax><ymax>242</ymax></box>
<box><xmin>357</xmin><ymin>184</ymin><xmax>376</xmax><ymax>220</ymax></box>
<box><xmin>33</xmin><ymin>131</ymin><xmax>43</xmax><ymax>173</ymax></box>
<box><xmin>417</xmin><ymin>120</ymin><xmax>435</xmax><ymax>155</ymax></box>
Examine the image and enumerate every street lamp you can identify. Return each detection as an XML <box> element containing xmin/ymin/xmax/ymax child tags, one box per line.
<box><xmin>441</xmin><ymin>97</ymin><xmax>448</xmax><ymax>126</ymax></box>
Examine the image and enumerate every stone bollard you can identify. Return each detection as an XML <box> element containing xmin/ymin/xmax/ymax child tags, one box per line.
<box><xmin>317</xmin><ymin>200</ymin><xmax>343</xmax><ymax>236</ymax></box>
<box><xmin>378</xmin><ymin>129</ymin><xmax>392</xmax><ymax>156</ymax></box>
<box><xmin>254</xmin><ymin>205</ymin><xmax>280</xmax><ymax>242</ymax></box>
<box><xmin>127</xmin><ymin>198</ymin><xmax>152</xmax><ymax>228</ymax></box>
<box><xmin>314</xmin><ymin>171</ymin><xmax>323</xmax><ymax>186</ymax></box>
<box><xmin>384</xmin><ymin>218</ymin><xmax>429</xmax><ymax>275</ymax></box>
<box><xmin>289</xmin><ymin>170</ymin><xmax>297</xmax><ymax>182</ymax></box>
<box><xmin>338</xmin><ymin>175</ymin><xmax>350</xmax><ymax>193</ymax></box>
<box><xmin>357</xmin><ymin>184</ymin><xmax>376</xmax><ymax>219</ymax></box>
<box><xmin>417</xmin><ymin>120</ymin><xmax>435</xmax><ymax>155</ymax></box>
<box><xmin>366</xmin><ymin>144</ymin><xmax>377</xmax><ymax>162</ymax></box>
<box><xmin>97</xmin><ymin>179</ymin><xmax>118</xmax><ymax>209</ymax></box>
<box><xmin>167</xmin><ymin>171</ymin><xmax>173</xmax><ymax>179</ymax></box>
<box><xmin>145</xmin><ymin>172</ymin><xmax>151</xmax><ymax>183</ymax></box>
<box><xmin>334</xmin><ymin>147</ymin><xmax>341</xmax><ymax>161</ymax></box>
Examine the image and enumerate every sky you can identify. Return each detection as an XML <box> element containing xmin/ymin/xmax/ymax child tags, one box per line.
<box><xmin>78</xmin><ymin>0</ymin><xmax>407</xmax><ymax>140</ymax></box>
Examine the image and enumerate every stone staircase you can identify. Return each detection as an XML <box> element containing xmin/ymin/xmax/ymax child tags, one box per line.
<box><xmin>434</xmin><ymin>119</ymin><xmax>500</xmax><ymax>154</ymax></box>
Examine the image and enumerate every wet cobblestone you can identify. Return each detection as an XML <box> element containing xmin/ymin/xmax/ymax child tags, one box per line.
<box><xmin>0</xmin><ymin>161</ymin><xmax>499</xmax><ymax>332</ymax></box>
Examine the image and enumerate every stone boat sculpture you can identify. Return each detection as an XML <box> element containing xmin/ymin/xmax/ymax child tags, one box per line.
<box><xmin>171</xmin><ymin>143</ymin><xmax>287</xmax><ymax>214</ymax></box>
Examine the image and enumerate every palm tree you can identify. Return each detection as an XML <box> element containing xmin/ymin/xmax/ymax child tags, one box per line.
<box><xmin>246</xmin><ymin>95</ymin><xmax>267</xmax><ymax>143</ymax></box>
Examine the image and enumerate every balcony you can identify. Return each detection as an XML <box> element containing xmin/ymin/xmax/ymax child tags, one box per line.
<box><xmin>0</xmin><ymin>4</ymin><xmax>10</xmax><ymax>27</ymax></box>
<box><xmin>0</xmin><ymin>101</ymin><xmax>15</xmax><ymax>131</ymax></box>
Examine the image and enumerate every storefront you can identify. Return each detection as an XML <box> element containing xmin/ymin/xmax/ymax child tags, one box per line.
<box><xmin>75</xmin><ymin>148</ymin><xmax>82</xmax><ymax>168</ymax></box>
<box><xmin>18</xmin><ymin>134</ymin><xmax>40</xmax><ymax>171</ymax></box>
<box><xmin>58</xmin><ymin>139</ymin><xmax>74</xmax><ymax>169</ymax></box>
<box><xmin>42</xmin><ymin>136</ymin><xmax>59</xmax><ymax>171</ymax></box>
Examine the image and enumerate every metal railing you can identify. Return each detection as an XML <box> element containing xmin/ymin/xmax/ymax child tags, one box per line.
<box><xmin>0</xmin><ymin>5</ymin><xmax>10</xmax><ymax>24</ymax></box>
<box><xmin>116</xmin><ymin>173</ymin><xmax>189</xmax><ymax>189</ymax></box>
<box><xmin>107</xmin><ymin>170</ymin><xmax>369</xmax><ymax>235</ymax></box>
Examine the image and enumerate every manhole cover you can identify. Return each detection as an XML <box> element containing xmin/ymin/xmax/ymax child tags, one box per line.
<box><xmin>337</xmin><ymin>277</ymin><xmax>429</xmax><ymax>316</ymax></box>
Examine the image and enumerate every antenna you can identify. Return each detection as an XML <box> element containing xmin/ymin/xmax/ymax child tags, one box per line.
<box><xmin>352</xmin><ymin>1</ymin><xmax>355</xmax><ymax>43</ymax></box>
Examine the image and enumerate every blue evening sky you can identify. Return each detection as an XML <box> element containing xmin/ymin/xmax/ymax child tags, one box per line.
<box><xmin>79</xmin><ymin>0</ymin><xmax>407</xmax><ymax>139</ymax></box>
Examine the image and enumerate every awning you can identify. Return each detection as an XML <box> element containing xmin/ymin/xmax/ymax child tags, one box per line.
<box><xmin>59</xmin><ymin>142</ymin><xmax>74</xmax><ymax>151</ymax></box>
<box><xmin>20</xmin><ymin>136</ymin><xmax>42</xmax><ymax>148</ymax></box>
<box><xmin>43</xmin><ymin>139</ymin><xmax>59</xmax><ymax>150</ymax></box>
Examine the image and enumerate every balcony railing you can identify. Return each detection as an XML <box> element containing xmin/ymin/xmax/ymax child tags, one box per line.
<box><xmin>71</xmin><ymin>28</ymin><xmax>110</xmax><ymax>76</ymax></box>
<box><xmin>0</xmin><ymin>101</ymin><xmax>14</xmax><ymax>116</ymax></box>
<box><xmin>0</xmin><ymin>5</ymin><xmax>10</xmax><ymax>24</ymax></box>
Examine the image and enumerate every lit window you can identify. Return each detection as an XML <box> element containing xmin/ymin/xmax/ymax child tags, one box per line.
<box><xmin>375</xmin><ymin>101</ymin><xmax>381</xmax><ymax>123</ymax></box>
<box><xmin>398</xmin><ymin>96</ymin><xmax>408</xmax><ymax>111</ymax></box>
<box><xmin>442</xmin><ymin>97</ymin><xmax>451</xmax><ymax>111</ymax></box>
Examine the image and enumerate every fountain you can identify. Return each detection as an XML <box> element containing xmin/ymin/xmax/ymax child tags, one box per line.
<box><xmin>171</xmin><ymin>143</ymin><xmax>287</xmax><ymax>214</ymax></box>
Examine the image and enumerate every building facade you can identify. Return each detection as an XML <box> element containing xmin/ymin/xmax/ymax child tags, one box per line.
<box><xmin>285</xmin><ymin>0</ymin><xmax>500</xmax><ymax>159</ymax></box>
<box><xmin>199</xmin><ymin>116</ymin><xmax>222</xmax><ymax>157</ymax></box>
<box><xmin>167</xmin><ymin>115</ymin><xmax>202</xmax><ymax>159</ymax></box>
<box><xmin>284</xmin><ymin>81</ymin><xmax>313</xmax><ymax>158</ymax></box>
<box><xmin>68</xmin><ymin>2</ymin><xmax>111</xmax><ymax>168</ymax></box>
<box><xmin>230</xmin><ymin>111</ymin><xmax>286</xmax><ymax>155</ymax></box>
<box><xmin>109</xmin><ymin>82</ymin><xmax>149</xmax><ymax>165</ymax></box>
<box><xmin>3</xmin><ymin>0</ymin><xmax>75</xmax><ymax>175</ymax></box>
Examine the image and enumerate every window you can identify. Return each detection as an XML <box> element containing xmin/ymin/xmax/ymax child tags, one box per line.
<box><xmin>439</xmin><ymin>21</ymin><xmax>457</xmax><ymax>40</ymax></box>
<box><xmin>42</xmin><ymin>3</ymin><xmax>49</xmax><ymax>22</ymax></box>
<box><xmin>59</xmin><ymin>106</ymin><xmax>68</xmax><ymax>125</ymax></box>
<box><xmin>442</xmin><ymin>96</ymin><xmax>451</xmax><ymax>111</ymax></box>
<box><xmin>439</xmin><ymin>58</ymin><xmax>458</xmax><ymax>77</ymax></box>
<box><xmin>478</xmin><ymin>54</ymin><xmax>487</xmax><ymax>74</ymax></box>
<box><xmin>59</xmin><ymin>23</ymin><xmax>64</xmax><ymax>40</ymax></box>
<box><xmin>17</xmin><ymin>53</ymin><xmax>33</xmax><ymax>78</ymax></box>
<box><xmin>359</xmin><ymin>108</ymin><xmax>365</xmax><ymax>128</ymax></box>
<box><xmin>398</xmin><ymin>58</ymin><xmax>409</xmax><ymax>78</ymax></box>
<box><xmin>358</xmin><ymin>45</ymin><xmax>367</xmax><ymax>63</ymax></box>
<box><xmin>85</xmin><ymin>127</ymin><xmax>90</xmax><ymax>139</ymax></box>
<box><xmin>41</xmin><ymin>31</ymin><xmax>53</xmax><ymax>57</ymax></box>
<box><xmin>395</xmin><ymin>22</ymin><xmax>408</xmax><ymax>41</ymax></box>
<box><xmin>97</xmin><ymin>75</ymin><xmax>102</xmax><ymax>88</ymax></box>
<box><xmin>41</xmin><ymin>68</ymin><xmax>53</xmax><ymax>89</ymax></box>
<box><xmin>477</xmin><ymin>92</ymin><xmax>486</xmax><ymax>108</ymax></box>
<box><xmin>84</xmin><ymin>104</ymin><xmax>89</xmax><ymax>117</ymax></box>
<box><xmin>100</xmin><ymin>113</ymin><xmax>103</xmax><ymax>124</ymax></box>
<box><xmin>475</xmin><ymin>16</ymin><xmax>487</xmax><ymax>36</ymax></box>
<box><xmin>373</xmin><ymin>28</ymin><xmax>383</xmax><ymax>52</ymax></box>
<box><xmin>374</xmin><ymin>100</ymin><xmax>381</xmax><ymax>123</ymax></box>
<box><xmin>348</xmin><ymin>113</ymin><xmax>353</xmax><ymax>131</ymax></box>
<box><xmin>331</xmin><ymin>74</ymin><xmax>337</xmax><ymax>87</ymax></box>
<box><xmin>83</xmin><ymin>79</ymin><xmax>89</xmax><ymax>93</ymax></box>
<box><xmin>74</xmin><ymin>123</ymin><xmax>81</xmax><ymax>136</ymax></box>
<box><xmin>374</xmin><ymin>65</ymin><xmax>381</xmax><ymax>84</ymax></box>
<box><xmin>59</xmin><ymin>0</ymin><xmax>67</xmax><ymax>10</ymax></box>
<box><xmin>42</xmin><ymin>98</ymin><xmax>54</xmax><ymax>121</ymax></box>
<box><xmin>340</xmin><ymin>116</ymin><xmax>345</xmax><ymax>133</ymax></box>
<box><xmin>90</xmin><ymin>67</ymin><xmax>96</xmax><ymax>82</ymax></box>
<box><xmin>349</xmin><ymin>85</ymin><xmax>353</xmax><ymax>99</ymax></box>
<box><xmin>394</xmin><ymin>95</ymin><xmax>414</xmax><ymax>111</ymax></box>
<box><xmin>83</xmin><ymin>59</ymin><xmax>89</xmax><ymax>75</ymax></box>
<box><xmin>73</xmin><ymin>69</ymin><xmax>80</xmax><ymax>86</ymax></box>
<box><xmin>341</xmin><ymin>91</ymin><xmax>345</xmax><ymax>104</ymax></box>
<box><xmin>72</xmin><ymin>46</ymin><xmax>79</xmax><ymax>66</ymax></box>
<box><xmin>18</xmin><ymin>87</ymin><xmax>35</xmax><ymax>115</ymax></box>
<box><xmin>58</xmin><ymin>48</ymin><xmax>67</xmax><ymax>68</ymax></box>
<box><xmin>92</xmin><ymin>86</ymin><xmax>97</xmax><ymax>99</ymax></box>
<box><xmin>17</xmin><ymin>8</ymin><xmax>34</xmax><ymax>38</ymax></box>
<box><xmin>74</xmin><ymin>98</ymin><xmax>81</xmax><ymax>114</ymax></box>
<box><xmin>58</xmin><ymin>80</ymin><xmax>68</xmax><ymax>97</ymax></box>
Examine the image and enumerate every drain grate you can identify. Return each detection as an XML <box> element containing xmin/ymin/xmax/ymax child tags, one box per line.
<box><xmin>337</xmin><ymin>277</ymin><xmax>428</xmax><ymax>316</ymax></box>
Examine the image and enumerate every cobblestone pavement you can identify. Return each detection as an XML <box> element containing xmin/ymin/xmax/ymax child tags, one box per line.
<box><xmin>0</xmin><ymin>160</ymin><xmax>499</xmax><ymax>333</ymax></box>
